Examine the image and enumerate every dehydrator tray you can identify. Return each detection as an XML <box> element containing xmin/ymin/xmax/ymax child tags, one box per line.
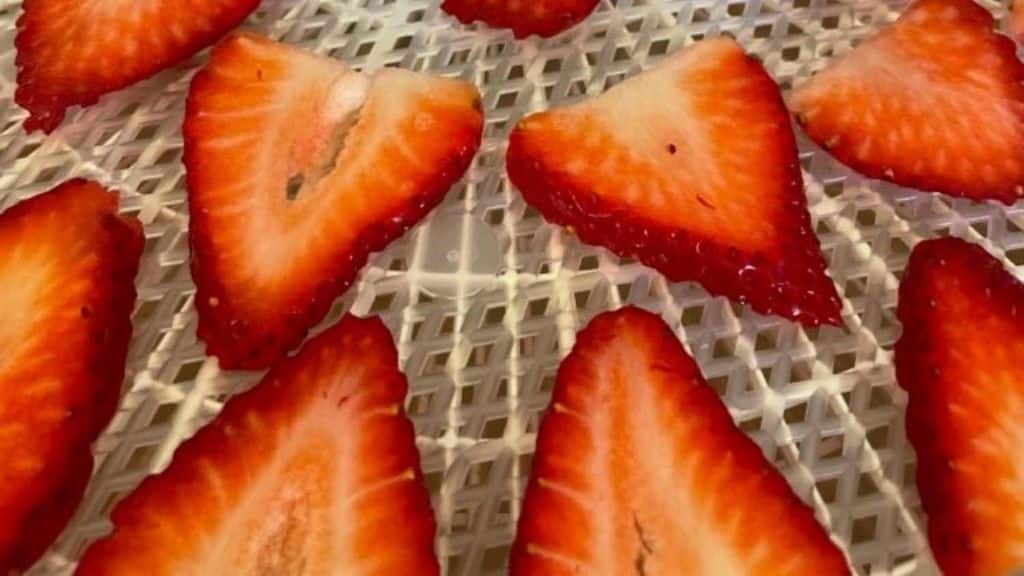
<box><xmin>1</xmin><ymin>0</ymin><xmax>1020</xmax><ymax>573</ymax></box>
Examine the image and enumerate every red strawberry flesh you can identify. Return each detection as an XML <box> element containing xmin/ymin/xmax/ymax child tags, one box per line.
<box><xmin>792</xmin><ymin>0</ymin><xmax>1024</xmax><ymax>203</ymax></box>
<box><xmin>185</xmin><ymin>33</ymin><xmax>483</xmax><ymax>369</ymax></box>
<box><xmin>1013</xmin><ymin>0</ymin><xmax>1024</xmax><ymax>43</ymax></box>
<box><xmin>507</xmin><ymin>38</ymin><xmax>842</xmax><ymax>327</ymax></box>
<box><xmin>0</xmin><ymin>179</ymin><xmax>142</xmax><ymax>573</ymax></box>
<box><xmin>76</xmin><ymin>314</ymin><xmax>440</xmax><ymax>575</ymax></box>
<box><xmin>441</xmin><ymin>0</ymin><xmax>599</xmax><ymax>38</ymax></box>
<box><xmin>896</xmin><ymin>237</ymin><xmax>1024</xmax><ymax>574</ymax></box>
<box><xmin>511</xmin><ymin>307</ymin><xmax>850</xmax><ymax>575</ymax></box>
<box><xmin>15</xmin><ymin>0</ymin><xmax>260</xmax><ymax>133</ymax></box>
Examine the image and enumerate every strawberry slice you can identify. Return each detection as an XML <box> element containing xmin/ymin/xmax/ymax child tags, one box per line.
<box><xmin>0</xmin><ymin>180</ymin><xmax>142</xmax><ymax>574</ymax></box>
<box><xmin>185</xmin><ymin>33</ymin><xmax>483</xmax><ymax>369</ymax></box>
<box><xmin>792</xmin><ymin>0</ymin><xmax>1024</xmax><ymax>204</ymax></box>
<box><xmin>1013</xmin><ymin>0</ymin><xmax>1024</xmax><ymax>43</ymax></box>
<box><xmin>896</xmin><ymin>237</ymin><xmax>1024</xmax><ymax>575</ymax></box>
<box><xmin>507</xmin><ymin>38</ymin><xmax>842</xmax><ymax>327</ymax></box>
<box><xmin>15</xmin><ymin>0</ymin><xmax>260</xmax><ymax>133</ymax></box>
<box><xmin>511</xmin><ymin>307</ymin><xmax>849</xmax><ymax>575</ymax></box>
<box><xmin>76</xmin><ymin>314</ymin><xmax>439</xmax><ymax>575</ymax></box>
<box><xmin>441</xmin><ymin>0</ymin><xmax>599</xmax><ymax>38</ymax></box>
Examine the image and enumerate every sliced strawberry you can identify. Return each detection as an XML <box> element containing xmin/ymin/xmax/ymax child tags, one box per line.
<box><xmin>511</xmin><ymin>307</ymin><xmax>849</xmax><ymax>575</ymax></box>
<box><xmin>15</xmin><ymin>0</ymin><xmax>259</xmax><ymax>133</ymax></box>
<box><xmin>792</xmin><ymin>0</ymin><xmax>1024</xmax><ymax>203</ymax></box>
<box><xmin>1013</xmin><ymin>0</ymin><xmax>1024</xmax><ymax>43</ymax></box>
<box><xmin>507</xmin><ymin>38</ymin><xmax>842</xmax><ymax>327</ymax></box>
<box><xmin>442</xmin><ymin>0</ymin><xmax>599</xmax><ymax>38</ymax></box>
<box><xmin>185</xmin><ymin>33</ymin><xmax>483</xmax><ymax>369</ymax></box>
<box><xmin>0</xmin><ymin>180</ymin><xmax>142</xmax><ymax>573</ymax></box>
<box><xmin>76</xmin><ymin>314</ymin><xmax>439</xmax><ymax>575</ymax></box>
<box><xmin>896</xmin><ymin>237</ymin><xmax>1024</xmax><ymax>574</ymax></box>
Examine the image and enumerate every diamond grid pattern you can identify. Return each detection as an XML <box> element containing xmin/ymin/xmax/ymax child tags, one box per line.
<box><xmin>0</xmin><ymin>0</ymin><xmax>1017</xmax><ymax>574</ymax></box>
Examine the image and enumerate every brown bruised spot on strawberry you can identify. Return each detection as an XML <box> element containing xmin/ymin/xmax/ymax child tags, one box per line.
<box><xmin>185</xmin><ymin>33</ymin><xmax>484</xmax><ymax>370</ymax></box>
<box><xmin>896</xmin><ymin>238</ymin><xmax>1024</xmax><ymax>575</ymax></box>
<box><xmin>0</xmin><ymin>180</ymin><xmax>142</xmax><ymax>574</ymax></box>
<box><xmin>792</xmin><ymin>0</ymin><xmax>1024</xmax><ymax>204</ymax></box>
<box><xmin>507</xmin><ymin>37</ymin><xmax>842</xmax><ymax>327</ymax></box>
<box><xmin>15</xmin><ymin>0</ymin><xmax>261</xmax><ymax>133</ymax></box>
<box><xmin>442</xmin><ymin>0</ymin><xmax>599</xmax><ymax>38</ymax></box>
<box><xmin>76</xmin><ymin>314</ymin><xmax>440</xmax><ymax>576</ymax></box>
<box><xmin>511</xmin><ymin>307</ymin><xmax>850</xmax><ymax>575</ymax></box>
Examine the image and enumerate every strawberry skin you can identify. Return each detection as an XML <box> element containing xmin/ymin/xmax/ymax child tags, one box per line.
<box><xmin>896</xmin><ymin>238</ymin><xmax>1024</xmax><ymax>575</ymax></box>
<box><xmin>15</xmin><ymin>0</ymin><xmax>260</xmax><ymax>133</ymax></box>
<box><xmin>792</xmin><ymin>0</ymin><xmax>1024</xmax><ymax>204</ymax></box>
<box><xmin>442</xmin><ymin>0</ymin><xmax>599</xmax><ymax>38</ymax></box>
<box><xmin>76</xmin><ymin>314</ymin><xmax>439</xmax><ymax>575</ymax></box>
<box><xmin>511</xmin><ymin>307</ymin><xmax>850</xmax><ymax>575</ymax></box>
<box><xmin>507</xmin><ymin>38</ymin><xmax>842</xmax><ymax>327</ymax></box>
<box><xmin>0</xmin><ymin>180</ymin><xmax>142</xmax><ymax>573</ymax></box>
<box><xmin>185</xmin><ymin>33</ymin><xmax>483</xmax><ymax>369</ymax></box>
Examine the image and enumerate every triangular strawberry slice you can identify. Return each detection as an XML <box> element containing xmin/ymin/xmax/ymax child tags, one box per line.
<box><xmin>896</xmin><ymin>237</ymin><xmax>1024</xmax><ymax>574</ymax></box>
<box><xmin>77</xmin><ymin>314</ymin><xmax>439</xmax><ymax>574</ymax></box>
<box><xmin>442</xmin><ymin>0</ymin><xmax>599</xmax><ymax>38</ymax></box>
<box><xmin>185</xmin><ymin>33</ymin><xmax>483</xmax><ymax>369</ymax></box>
<box><xmin>792</xmin><ymin>0</ymin><xmax>1024</xmax><ymax>204</ymax></box>
<box><xmin>15</xmin><ymin>0</ymin><xmax>260</xmax><ymax>133</ymax></box>
<box><xmin>507</xmin><ymin>38</ymin><xmax>842</xmax><ymax>327</ymax></box>
<box><xmin>0</xmin><ymin>180</ymin><xmax>142</xmax><ymax>573</ymax></box>
<box><xmin>511</xmin><ymin>307</ymin><xmax>849</xmax><ymax>575</ymax></box>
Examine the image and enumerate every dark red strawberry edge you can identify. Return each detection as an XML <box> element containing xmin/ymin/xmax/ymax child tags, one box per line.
<box><xmin>441</xmin><ymin>0</ymin><xmax>599</xmax><ymax>38</ymax></box>
<box><xmin>895</xmin><ymin>237</ymin><xmax>1021</xmax><ymax>397</ymax></box>
<box><xmin>506</xmin><ymin>120</ymin><xmax>843</xmax><ymax>327</ymax></box>
<box><xmin>14</xmin><ymin>0</ymin><xmax>261</xmax><ymax>133</ymax></box>
<box><xmin>184</xmin><ymin>49</ymin><xmax>484</xmax><ymax>370</ymax></box>
<box><xmin>794</xmin><ymin>0</ymin><xmax>1024</xmax><ymax>205</ymax></box>
<box><xmin>186</xmin><ymin>149</ymin><xmax>479</xmax><ymax>370</ymax></box>
<box><xmin>1</xmin><ymin>179</ymin><xmax>142</xmax><ymax>573</ymax></box>
<box><xmin>895</xmin><ymin>237</ymin><xmax>1024</xmax><ymax>574</ymax></box>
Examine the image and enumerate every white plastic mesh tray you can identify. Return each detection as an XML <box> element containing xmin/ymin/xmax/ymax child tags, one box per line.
<box><xmin>2</xmin><ymin>0</ymin><xmax>1021</xmax><ymax>574</ymax></box>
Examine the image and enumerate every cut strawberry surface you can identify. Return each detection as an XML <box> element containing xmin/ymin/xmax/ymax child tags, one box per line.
<box><xmin>185</xmin><ymin>33</ymin><xmax>483</xmax><ymax>369</ymax></box>
<box><xmin>442</xmin><ymin>0</ymin><xmax>599</xmax><ymax>38</ymax></box>
<box><xmin>0</xmin><ymin>180</ymin><xmax>142</xmax><ymax>573</ymax></box>
<box><xmin>511</xmin><ymin>307</ymin><xmax>850</xmax><ymax>575</ymax></box>
<box><xmin>1013</xmin><ymin>0</ymin><xmax>1024</xmax><ymax>43</ymax></box>
<box><xmin>76</xmin><ymin>314</ymin><xmax>439</xmax><ymax>575</ymax></box>
<box><xmin>15</xmin><ymin>0</ymin><xmax>260</xmax><ymax>133</ymax></box>
<box><xmin>792</xmin><ymin>0</ymin><xmax>1024</xmax><ymax>204</ymax></box>
<box><xmin>507</xmin><ymin>38</ymin><xmax>841</xmax><ymax>327</ymax></box>
<box><xmin>896</xmin><ymin>238</ymin><xmax>1024</xmax><ymax>575</ymax></box>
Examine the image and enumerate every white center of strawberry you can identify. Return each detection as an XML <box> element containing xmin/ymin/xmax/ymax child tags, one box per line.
<box><xmin>285</xmin><ymin>70</ymin><xmax>371</xmax><ymax>201</ymax></box>
<box><xmin>325</xmin><ymin>71</ymin><xmax>370</xmax><ymax>126</ymax></box>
